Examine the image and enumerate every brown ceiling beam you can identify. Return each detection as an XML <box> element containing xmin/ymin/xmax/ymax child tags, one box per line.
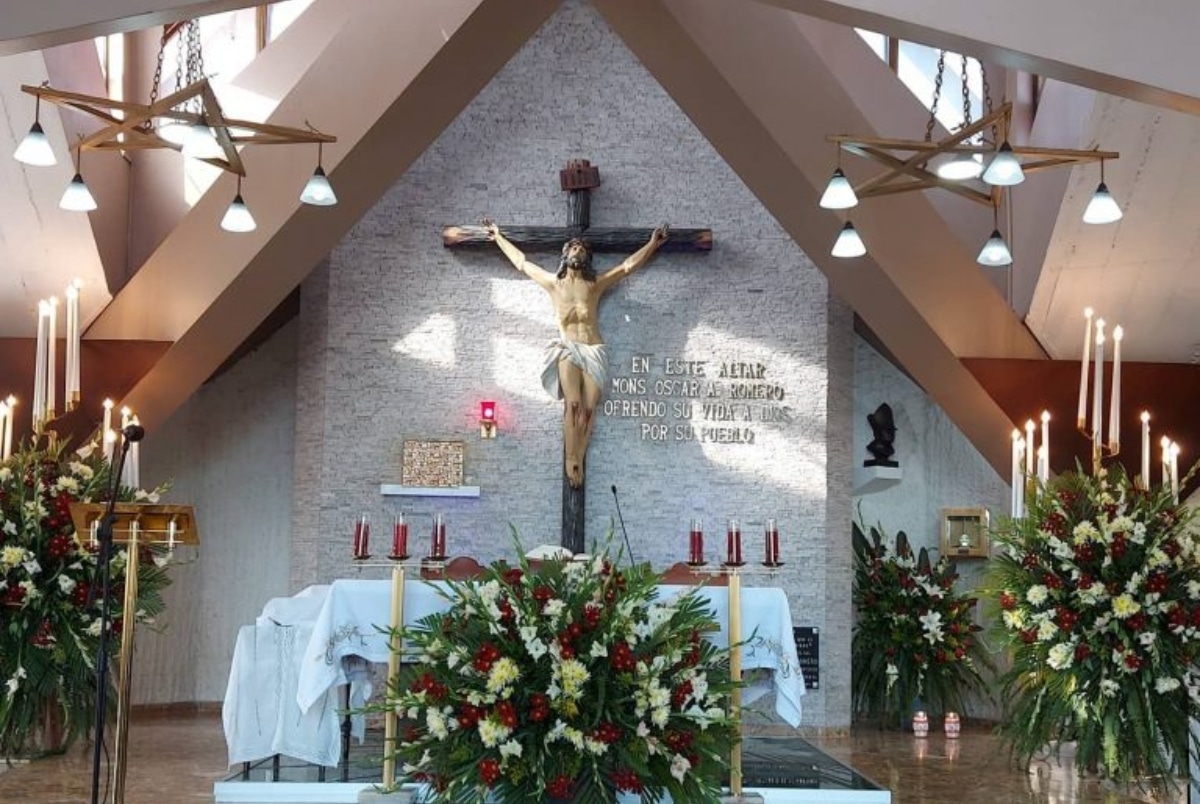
<box><xmin>87</xmin><ymin>0</ymin><xmax>562</xmax><ymax>431</ymax></box>
<box><xmin>761</xmin><ymin>0</ymin><xmax>1200</xmax><ymax>115</ymax></box>
<box><xmin>0</xmin><ymin>1</ymin><xmax>259</xmax><ymax>56</ymax></box>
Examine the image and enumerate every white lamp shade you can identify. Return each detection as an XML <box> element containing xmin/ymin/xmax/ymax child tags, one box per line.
<box><xmin>59</xmin><ymin>174</ymin><xmax>97</xmax><ymax>212</ymax></box>
<box><xmin>14</xmin><ymin>122</ymin><xmax>56</xmax><ymax>166</ymax></box>
<box><xmin>157</xmin><ymin>120</ymin><xmax>190</xmax><ymax>146</ymax></box>
<box><xmin>1083</xmin><ymin>182</ymin><xmax>1123</xmax><ymax>224</ymax></box>
<box><xmin>182</xmin><ymin>121</ymin><xmax>224</xmax><ymax>160</ymax></box>
<box><xmin>831</xmin><ymin>221</ymin><xmax>866</xmax><ymax>258</ymax></box>
<box><xmin>977</xmin><ymin>229</ymin><xmax>1013</xmax><ymax>266</ymax></box>
<box><xmin>982</xmin><ymin>141</ymin><xmax>1024</xmax><ymax>186</ymax></box>
<box><xmin>819</xmin><ymin>168</ymin><xmax>857</xmax><ymax>209</ymax></box>
<box><xmin>300</xmin><ymin>166</ymin><xmax>338</xmax><ymax>206</ymax></box>
<box><xmin>220</xmin><ymin>194</ymin><xmax>257</xmax><ymax>232</ymax></box>
<box><xmin>936</xmin><ymin>152</ymin><xmax>983</xmax><ymax>181</ymax></box>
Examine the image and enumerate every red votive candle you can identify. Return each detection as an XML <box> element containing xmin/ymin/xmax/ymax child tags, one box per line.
<box><xmin>689</xmin><ymin>517</ymin><xmax>704</xmax><ymax>564</ymax></box>
<box><xmin>353</xmin><ymin>514</ymin><xmax>370</xmax><ymax>558</ymax></box>
<box><xmin>765</xmin><ymin>517</ymin><xmax>780</xmax><ymax>564</ymax></box>
<box><xmin>726</xmin><ymin>518</ymin><xmax>742</xmax><ymax>565</ymax></box>
<box><xmin>392</xmin><ymin>513</ymin><xmax>408</xmax><ymax>558</ymax></box>
<box><xmin>431</xmin><ymin>513</ymin><xmax>447</xmax><ymax>559</ymax></box>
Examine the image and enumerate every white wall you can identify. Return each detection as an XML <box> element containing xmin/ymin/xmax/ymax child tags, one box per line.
<box><xmin>133</xmin><ymin>319</ymin><xmax>298</xmax><ymax>703</ymax></box>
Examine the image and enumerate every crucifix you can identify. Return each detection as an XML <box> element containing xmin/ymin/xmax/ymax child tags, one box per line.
<box><xmin>443</xmin><ymin>159</ymin><xmax>712</xmax><ymax>554</ymax></box>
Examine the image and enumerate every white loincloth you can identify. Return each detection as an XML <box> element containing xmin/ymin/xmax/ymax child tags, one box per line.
<box><xmin>541</xmin><ymin>339</ymin><xmax>609</xmax><ymax>400</ymax></box>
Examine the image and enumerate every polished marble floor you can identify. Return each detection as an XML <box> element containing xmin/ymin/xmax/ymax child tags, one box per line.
<box><xmin>0</xmin><ymin>712</ymin><xmax>1188</xmax><ymax>803</ymax></box>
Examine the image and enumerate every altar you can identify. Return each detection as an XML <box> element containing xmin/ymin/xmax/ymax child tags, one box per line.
<box><xmin>218</xmin><ymin>574</ymin><xmax>891</xmax><ymax>804</ymax></box>
<box><xmin>224</xmin><ymin>577</ymin><xmax>806</xmax><ymax>768</ymax></box>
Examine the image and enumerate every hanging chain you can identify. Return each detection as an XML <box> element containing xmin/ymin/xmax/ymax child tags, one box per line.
<box><xmin>980</xmin><ymin>61</ymin><xmax>996</xmax><ymax>143</ymax></box>
<box><xmin>924</xmin><ymin>49</ymin><xmax>947</xmax><ymax>142</ymax></box>
<box><xmin>960</xmin><ymin>53</ymin><xmax>974</xmax><ymax>131</ymax></box>
<box><xmin>148</xmin><ymin>29</ymin><xmax>167</xmax><ymax>108</ymax></box>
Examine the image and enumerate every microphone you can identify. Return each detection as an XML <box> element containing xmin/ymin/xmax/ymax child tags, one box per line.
<box><xmin>122</xmin><ymin>423</ymin><xmax>146</xmax><ymax>443</ymax></box>
<box><xmin>610</xmin><ymin>485</ymin><xmax>636</xmax><ymax>566</ymax></box>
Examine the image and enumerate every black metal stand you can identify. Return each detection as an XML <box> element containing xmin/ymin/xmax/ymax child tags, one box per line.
<box><xmin>88</xmin><ymin>438</ymin><xmax>133</xmax><ymax>804</ymax></box>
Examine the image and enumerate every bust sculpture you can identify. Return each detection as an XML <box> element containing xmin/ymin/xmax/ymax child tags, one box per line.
<box><xmin>864</xmin><ymin>403</ymin><xmax>898</xmax><ymax>468</ymax></box>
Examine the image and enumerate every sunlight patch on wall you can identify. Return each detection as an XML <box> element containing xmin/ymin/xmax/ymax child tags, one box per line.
<box><xmin>491</xmin><ymin>335</ymin><xmax>551</xmax><ymax>402</ymax></box>
<box><xmin>684</xmin><ymin>324</ymin><xmax>826</xmax><ymax>495</ymax></box>
<box><xmin>392</xmin><ymin>314</ymin><xmax>457</xmax><ymax>368</ymax></box>
<box><xmin>489</xmin><ymin>277</ymin><xmax>555</xmax><ymax>328</ymax></box>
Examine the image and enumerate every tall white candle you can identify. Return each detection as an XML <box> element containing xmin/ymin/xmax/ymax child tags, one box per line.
<box><xmin>120</xmin><ymin>406</ymin><xmax>132</xmax><ymax>487</ymax></box>
<box><xmin>1162</xmin><ymin>436</ymin><xmax>1172</xmax><ymax>488</ymax></box>
<box><xmin>1037</xmin><ymin>445</ymin><xmax>1048</xmax><ymax>485</ymax></box>
<box><xmin>0</xmin><ymin>402</ymin><xmax>7</xmax><ymax>461</ymax></box>
<box><xmin>1011</xmin><ymin>429</ymin><xmax>1022</xmax><ymax>517</ymax></box>
<box><xmin>1040</xmin><ymin>411</ymin><xmax>1051</xmax><ymax>482</ymax></box>
<box><xmin>1170</xmin><ymin>442</ymin><xmax>1180</xmax><ymax>502</ymax></box>
<box><xmin>65</xmin><ymin>283</ymin><xmax>80</xmax><ymax>410</ymax></box>
<box><xmin>102</xmin><ymin>399</ymin><xmax>114</xmax><ymax>463</ymax></box>
<box><xmin>1092</xmin><ymin>320</ymin><xmax>1105</xmax><ymax>448</ymax></box>
<box><xmin>4</xmin><ymin>396</ymin><xmax>14</xmax><ymax>460</ymax></box>
<box><xmin>129</xmin><ymin>415</ymin><xmax>140</xmax><ymax>489</ymax></box>
<box><xmin>1140</xmin><ymin>412</ymin><xmax>1151</xmax><ymax>489</ymax></box>
<box><xmin>1025</xmin><ymin>419</ymin><xmax>1036</xmax><ymax>475</ymax></box>
<box><xmin>1108</xmin><ymin>326</ymin><xmax>1122</xmax><ymax>452</ymax></box>
<box><xmin>46</xmin><ymin>296</ymin><xmax>57</xmax><ymax>421</ymax></box>
<box><xmin>1077</xmin><ymin>307</ymin><xmax>1094</xmax><ymax>430</ymax></box>
<box><xmin>32</xmin><ymin>301</ymin><xmax>48</xmax><ymax>430</ymax></box>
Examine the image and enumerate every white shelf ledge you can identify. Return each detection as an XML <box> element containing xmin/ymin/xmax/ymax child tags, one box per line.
<box><xmin>853</xmin><ymin>465</ymin><xmax>902</xmax><ymax>495</ymax></box>
<box><xmin>380</xmin><ymin>484</ymin><xmax>480</xmax><ymax>498</ymax></box>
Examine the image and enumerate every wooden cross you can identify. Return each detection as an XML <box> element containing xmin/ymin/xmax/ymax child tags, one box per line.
<box><xmin>442</xmin><ymin>159</ymin><xmax>712</xmax><ymax>554</ymax></box>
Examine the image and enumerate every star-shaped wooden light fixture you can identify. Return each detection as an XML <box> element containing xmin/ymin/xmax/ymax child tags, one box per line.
<box><xmin>14</xmin><ymin>20</ymin><xmax>338</xmax><ymax>231</ymax></box>
<box><xmin>820</xmin><ymin>52</ymin><xmax>1121</xmax><ymax>265</ymax></box>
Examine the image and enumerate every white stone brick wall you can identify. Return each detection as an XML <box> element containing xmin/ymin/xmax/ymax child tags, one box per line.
<box><xmin>294</xmin><ymin>1</ymin><xmax>838</xmax><ymax>726</ymax></box>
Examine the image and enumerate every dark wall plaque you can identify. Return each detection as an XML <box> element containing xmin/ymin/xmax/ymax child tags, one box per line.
<box><xmin>793</xmin><ymin>626</ymin><xmax>819</xmax><ymax>690</ymax></box>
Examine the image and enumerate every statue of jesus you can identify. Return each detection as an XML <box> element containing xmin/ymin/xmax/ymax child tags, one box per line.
<box><xmin>485</xmin><ymin>221</ymin><xmax>669</xmax><ymax>488</ymax></box>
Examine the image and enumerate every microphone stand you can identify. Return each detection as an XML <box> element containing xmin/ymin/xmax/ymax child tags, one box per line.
<box><xmin>89</xmin><ymin>435</ymin><xmax>132</xmax><ymax>804</ymax></box>
<box><xmin>610</xmin><ymin>485</ymin><xmax>637</xmax><ymax>566</ymax></box>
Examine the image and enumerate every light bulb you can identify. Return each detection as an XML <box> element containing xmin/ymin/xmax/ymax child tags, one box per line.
<box><xmin>831</xmin><ymin>221</ymin><xmax>866</xmax><ymax>258</ymax></box>
<box><xmin>976</xmin><ymin>229</ymin><xmax>1013</xmax><ymax>266</ymax></box>
<box><xmin>818</xmin><ymin>168</ymin><xmax>857</xmax><ymax>210</ymax></box>
<box><xmin>220</xmin><ymin>194</ymin><xmax>256</xmax><ymax>232</ymax></box>
<box><xmin>182</xmin><ymin>120</ymin><xmax>223</xmax><ymax>160</ymax></box>
<box><xmin>936</xmin><ymin>152</ymin><xmax>983</xmax><ymax>181</ymax></box>
<box><xmin>59</xmin><ymin>174</ymin><xmax>97</xmax><ymax>211</ymax></box>
<box><xmin>300</xmin><ymin>166</ymin><xmax>337</xmax><ymax>206</ymax></box>
<box><xmin>1083</xmin><ymin>182</ymin><xmax>1123</xmax><ymax>224</ymax></box>
<box><xmin>14</xmin><ymin>122</ymin><xmax>56</xmax><ymax>166</ymax></box>
<box><xmin>982</xmin><ymin>141</ymin><xmax>1024</xmax><ymax>186</ymax></box>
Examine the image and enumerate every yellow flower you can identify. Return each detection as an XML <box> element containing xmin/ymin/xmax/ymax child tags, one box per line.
<box><xmin>1111</xmin><ymin>594</ymin><xmax>1141</xmax><ymax>619</ymax></box>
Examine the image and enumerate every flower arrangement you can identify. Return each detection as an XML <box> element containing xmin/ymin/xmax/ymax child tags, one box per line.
<box><xmin>0</xmin><ymin>437</ymin><xmax>171</xmax><ymax>757</ymax></box>
<box><xmin>990</xmin><ymin>466</ymin><xmax>1200</xmax><ymax>788</ymax></box>
<box><xmin>851</xmin><ymin>522</ymin><xmax>990</xmax><ymax>721</ymax></box>
<box><xmin>377</xmin><ymin>538</ymin><xmax>740</xmax><ymax>803</ymax></box>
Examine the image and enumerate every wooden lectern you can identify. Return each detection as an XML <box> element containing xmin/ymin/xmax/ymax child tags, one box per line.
<box><xmin>70</xmin><ymin>503</ymin><xmax>199</xmax><ymax>804</ymax></box>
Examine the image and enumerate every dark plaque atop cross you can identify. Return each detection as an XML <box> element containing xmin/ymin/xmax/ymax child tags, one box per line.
<box><xmin>443</xmin><ymin>159</ymin><xmax>712</xmax><ymax>554</ymax></box>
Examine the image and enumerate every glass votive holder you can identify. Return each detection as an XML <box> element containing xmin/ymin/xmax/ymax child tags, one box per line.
<box><xmin>688</xmin><ymin>517</ymin><xmax>705</xmax><ymax>565</ymax></box>
<box><xmin>912</xmin><ymin>710</ymin><xmax>929</xmax><ymax>738</ymax></box>
<box><xmin>944</xmin><ymin>711</ymin><xmax>961</xmax><ymax>739</ymax></box>
<box><xmin>390</xmin><ymin>512</ymin><xmax>409</xmax><ymax>560</ymax></box>
<box><xmin>352</xmin><ymin>514</ymin><xmax>371</xmax><ymax>560</ymax></box>
<box><xmin>725</xmin><ymin>518</ymin><xmax>743</xmax><ymax>566</ymax></box>
<box><xmin>763</xmin><ymin>517</ymin><xmax>782</xmax><ymax>567</ymax></box>
<box><xmin>430</xmin><ymin>512</ymin><xmax>447</xmax><ymax>560</ymax></box>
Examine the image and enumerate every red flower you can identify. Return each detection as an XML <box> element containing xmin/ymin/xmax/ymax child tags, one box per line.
<box><xmin>1074</xmin><ymin>643</ymin><xmax>1091</xmax><ymax>662</ymax></box>
<box><xmin>1124</xmin><ymin>653</ymin><xmax>1142</xmax><ymax>671</ymax></box>
<box><xmin>610</xmin><ymin>768</ymin><xmax>644</xmax><ymax>793</ymax></box>
<box><xmin>493</xmin><ymin>700</ymin><xmax>518</xmax><ymax>730</ymax></box>
<box><xmin>999</xmin><ymin>592</ymin><xmax>1017</xmax><ymax>611</ymax></box>
<box><xmin>479</xmin><ymin>758</ymin><xmax>501</xmax><ymax>786</ymax></box>
<box><xmin>546</xmin><ymin>774</ymin><xmax>574</xmax><ymax>799</ymax></box>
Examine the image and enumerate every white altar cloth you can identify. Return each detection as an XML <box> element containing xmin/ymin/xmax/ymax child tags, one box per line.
<box><xmin>295</xmin><ymin>579</ymin><xmax>806</xmax><ymax>729</ymax></box>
